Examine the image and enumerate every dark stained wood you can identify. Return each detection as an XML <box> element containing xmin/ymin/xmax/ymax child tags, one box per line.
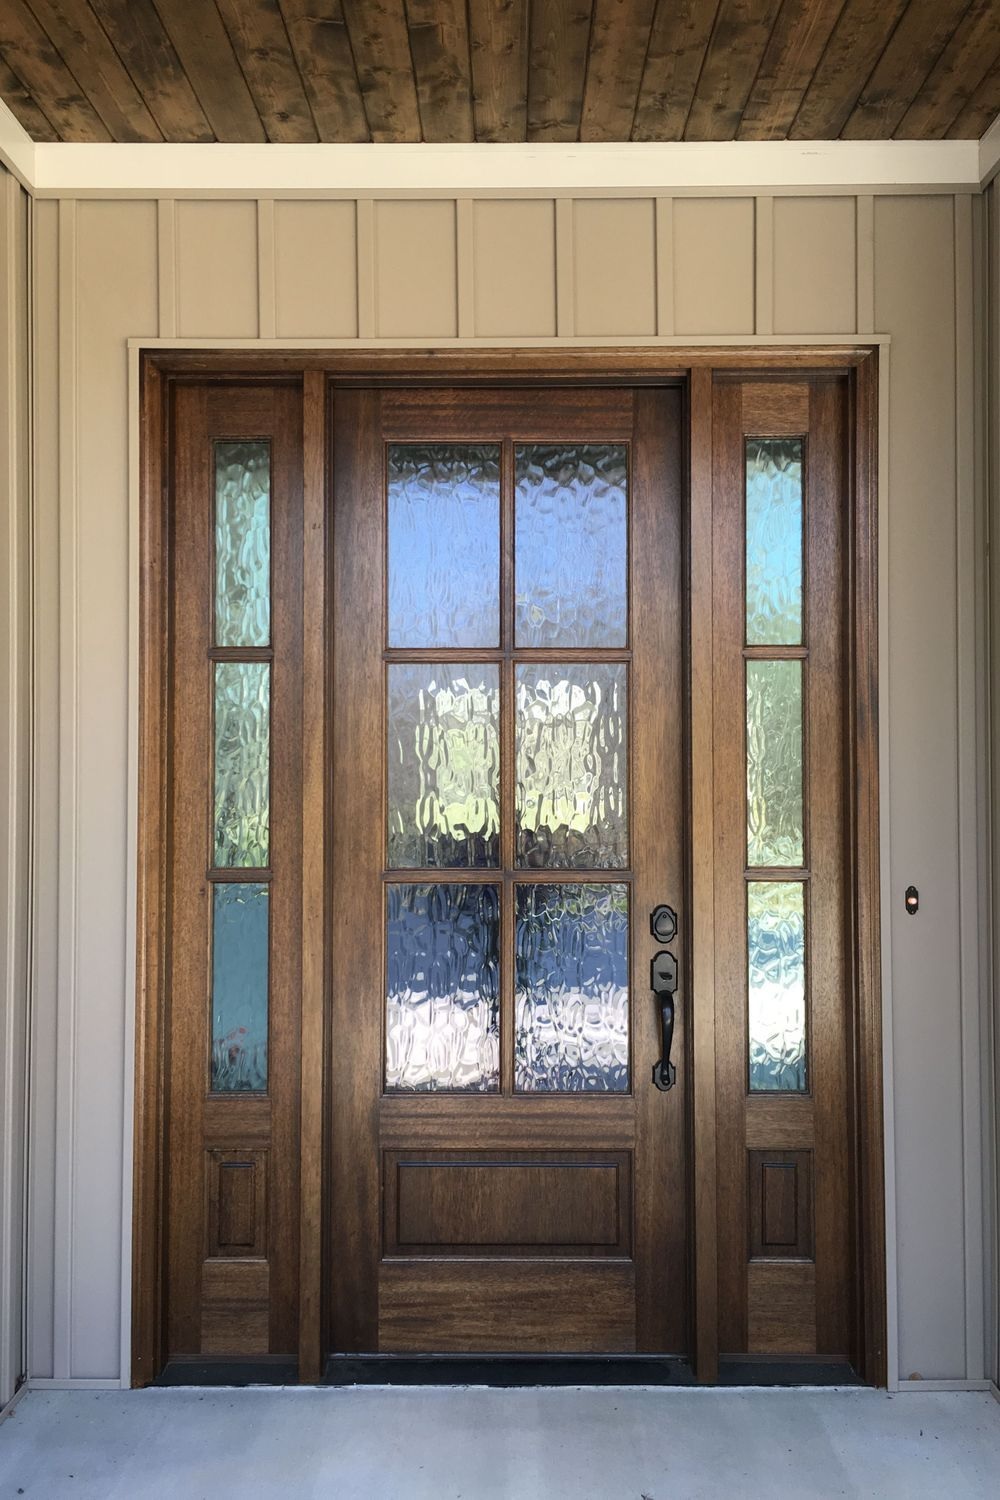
<box><xmin>0</xmin><ymin>0</ymin><xmax>111</xmax><ymax>140</ymax></box>
<box><xmin>947</xmin><ymin>56</ymin><xmax>1000</xmax><ymax>139</ymax></box>
<box><xmin>278</xmin><ymin>0</ymin><xmax>370</xmax><ymax>143</ymax></box>
<box><xmin>748</xmin><ymin>1149</ymin><xmax>813</xmax><ymax>1258</ymax></box>
<box><xmin>632</xmin><ymin>0</ymin><xmax>718</xmax><ymax>142</ymax></box>
<box><xmin>149</xmin><ymin>0</ymin><xmax>266</xmax><ymax>141</ymax></box>
<box><xmin>213</xmin><ymin>0</ymin><xmax>319</xmax><ymax>143</ymax></box>
<box><xmin>467</xmin><ymin>0</ymin><xmax>528</xmax><ymax>141</ymax></box>
<box><xmin>22</xmin><ymin>0</ymin><xmax>163</xmax><ymax>140</ymax></box>
<box><xmin>737</xmin><ymin>0</ymin><xmax>845</xmax><ymax>141</ymax></box>
<box><xmin>526</xmin><ymin>0</ymin><xmax>593</xmax><ymax>141</ymax></box>
<box><xmin>340</xmin><ymin>0</ymin><xmax>422</xmax><ymax>142</ymax></box>
<box><xmin>747</xmin><ymin>1262</ymin><xmax>816</xmax><ymax>1352</ymax></box>
<box><xmin>842</xmin><ymin>0</ymin><xmax>972</xmax><ymax>140</ymax></box>
<box><xmin>581</xmin><ymin>0</ymin><xmax>658</xmax><ymax>141</ymax></box>
<box><xmin>684</xmin><ymin>0</ymin><xmax>786</xmax><ymax>142</ymax></box>
<box><xmin>900</xmin><ymin>0</ymin><xmax>1000</xmax><ymax>139</ymax></box>
<box><xmin>0</xmin><ymin>54</ymin><xmax>57</xmax><ymax>139</ymax></box>
<box><xmin>85</xmin><ymin>0</ymin><xmax>214</xmax><ymax>143</ymax></box>
<box><xmin>406</xmin><ymin>0</ymin><xmax>474</xmax><ymax>142</ymax></box>
<box><xmin>789</xmin><ymin>0</ymin><xmax>908</xmax><ymax>140</ymax></box>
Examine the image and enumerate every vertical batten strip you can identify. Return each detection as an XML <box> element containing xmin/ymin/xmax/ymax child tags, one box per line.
<box><xmin>356</xmin><ymin>199</ymin><xmax>376</xmax><ymax>339</ymax></box>
<box><xmin>856</xmin><ymin>196</ymin><xmax>875</xmax><ymax>336</ymax></box>
<box><xmin>754</xmin><ymin>196</ymin><xmax>774</xmax><ymax>337</ymax></box>
<box><xmin>256</xmin><ymin>199</ymin><xmax>276</xmax><ymax>341</ymax></box>
<box><xmin>953</xmin><ymin>192</ymin><xmax>986</xmax><ymax>1382</ymax></box>
<box><xmin>54</xmin><ymin>197</ymin><xmax>78</xmax><ymax>1381</ymax></box>
<box><xmin>555</xmin><ymin>198</ymin><xmax>574</xmax><ymax>338</ymax></box>
<box><xmin>655</xmin><ymin>198</ymin><xmax>674</xmax><ymax>337</ymax></box>
<box><xmin>456</xmin><ymin>198</ymin><xmax>475</xmax><ymax>340</ymax></box>
<box><xmin>156</xmin><ymin>201</ymin><xmax>177</xmax><ymax>340</ymax></box>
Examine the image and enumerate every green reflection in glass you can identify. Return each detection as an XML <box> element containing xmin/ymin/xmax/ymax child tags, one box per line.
<box><xmin>748</xmin><ymin>881</ymin><xmax>806</xmax><ymax>1093</ymax></box>
<box><xmin>215</xmin><ymin>440</ymin><xmax>270</xmax><ymax>647</ymax></box>
<box><xmin>214</xmin><ymin>660</ymin><xmax>270</xmax><ymax>868</ymax></box>
<box><xmin>747</xmin><ymin>659</ymin><xmax>803</xmax><ymax>867</ymax></box>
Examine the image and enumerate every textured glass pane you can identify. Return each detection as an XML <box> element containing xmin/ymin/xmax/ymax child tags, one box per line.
<box><xmin>215</xmin><ymin>440</ymin><xmax>270</xmax><ymax>647</ymax></box>
<box><xmin>515</xmin><ymin>444</ymin><xmax>628</xmax><ymax>647</ymax></box>
<box><xmin>388</xmin><ymin>665</ymin><xmax>500</xmax><ymax>868</ymax></box>
<box><xmin>211</xmin><ymin>883</ymin><xmax>268</xmax><ymax>1091</ymax></box>
<box><xmin>214</xmin><ymin>661</ymin><xmax>270</xmax><ymax>868</ymax></box>
<box><xmin>748</xmin><ymin>881</ymin><xmax>806</xmax><ymax>1092</ymax></box>
<box><xmin>746</xmin><ymin>438</ymin><xmax>803</xmax><ymax>646</ymax></box>
<box><xmin>516</xmin><ymin>664</ymin><xmax>627</xmax><ymax>869</ymax></box>
<box><xmin>747</xmin><ymin>659</ymin><xmax>803</xmax><ymax>867</ymax></box>
<box><xmin>386</xmin><ymin>883</ymin><xmax>500</xmax><ymax>1092</ymax></box>
<box><xmin>387</xmin><ymin>444</ymin><xmax>500</xmax><ymax>648</ymax></box>
<box><xmin>515</xmin><ymin>883</ymin><xmax>629</xmax><ymax>1093</ymax></box>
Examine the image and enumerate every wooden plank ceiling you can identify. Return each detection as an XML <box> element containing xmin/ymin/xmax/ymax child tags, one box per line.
<box><xmin>1</xmin><ymin>0</ymin><xmax>998</xmax><ymax>145</ymax></box>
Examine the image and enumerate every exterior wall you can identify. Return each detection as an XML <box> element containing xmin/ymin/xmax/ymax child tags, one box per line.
<box><xmin>24</xmin><ymin>184</ymin><xmax>989</xmax><ymax>1386</ymax></box>
<box><xmin>0</xmin><ymin>162</ymin><xmax>30</xmax><ymax>1408</ymax></box>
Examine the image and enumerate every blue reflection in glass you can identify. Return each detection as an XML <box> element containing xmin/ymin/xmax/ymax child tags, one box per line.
<box><xmin>211</xmin><ymin>882</ymin><xmax>269</xmax><ymax>1091</ymax></box>
<box><xmin>387</xmin><ymin>444</ymin><xmax>501</xmax><ymax>648</ymax></box>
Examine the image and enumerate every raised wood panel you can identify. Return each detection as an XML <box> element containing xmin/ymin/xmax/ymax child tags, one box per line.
<box><xmin>748</xmin><ymin>1149</ymin><xmax>814</xmax><ymax>1260</ymax></box>
<box><xmin>573</xmin><ymin>198</ymin><xmax>656</xmax><ymax>337</ymax></box>
<box><xmin>473</xmin><ymin>200</ymin><xmax>556</xmax><ymax>338</ymax></box>
<box><xmin>385</xmin><ymin>1151</ymin><xmax>630</xmax><ymax>1255</ymax></box>
<box><xmin>747</xmin><ymin>1262</ymin><xmax>816</xmax><ymax>1354</ymax></box>
<box><xmin>773</xmin><ymin>198</ymin><xmax>857</xmax><ymax>336</ymax></box>
<box><xmin>374</xmin><ymin>199</ymin><xmax>457</xmax><ymax>338</ymax></box>
<box><xmin>175</xmin><ymin>200</ymin><xmax>259</xmax><ymax>337</ymax></box>
<box><xmin>274</xmin><ymin>200</ymin><xmax>358</xmax><ymax>339</ymax></box>
<box><xmin>672</xmin><ymin>199</ymin><xmax>754</xmax><ymax>335</ymax></box>
<box><xmin>379</xmin><ymin>1262</ymin><xmax>637</xmax><ymax>1353</ymax></box>
<box><xmin>207</xmin><ymin>1150</ymin><xmax>268</xmax><ymax>1259</ymax></box>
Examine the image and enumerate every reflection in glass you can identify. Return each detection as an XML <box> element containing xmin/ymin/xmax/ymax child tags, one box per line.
<box><xmin>746</xmin><ymin>438</ymin><xmax>803</xmax><ymax>646</ymax></box>
<box><xmin>386</xmin><ymin>883</ymin><xmax>500</xmax><ymax>1092</ymax></box>
<box><xmin>214</xmin><ymin>660</ymin><xmax>270</xmax><ymax>868</ymax></box>
<box><xmin>747</xmin><ymin>659</ymin><xmax>803</xmax><ymax>867</ymax></box>
<box><xmin>215</xmin><ymin>440</ymin><xmax>271</xmax><ymax>647</ymax></box>
<box><xmin>211</xmin><ymin>883</ymin><xmax>268</xmax><ymax>1091</ymax></box>
<box><xmin>516</xmin><ymin>664</ymin><xmax>627</xmax><ymax>869</ymax></box>
<box><xmin>515</xmin><ymin>883</ymin><xmax>629</xmax><ymax>1093</ymax></box>
<box><xmin>515</xmin><ymin>444</ymin><xmax>628</xmax><ymax>647</ymax></box>
<box><xmin>387</xmin><ymin>444</ymin><xmax>501</xmax><ymax>648</ymax></box>
<box><xmin>388</xmin><ymin>665</ymin><xmax>500</xmax><ymax>868</ymax></box>
<box><xmin>748</xmin><ymin>882</ymin><xmax>806</xmax><ymax>1092</ymax></box>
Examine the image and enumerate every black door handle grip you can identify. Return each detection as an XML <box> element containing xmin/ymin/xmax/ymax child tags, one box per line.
<box><xmin>651</xmin><ymin>949</ymin><xmax>677</xmax><ymax>1092</ymax></box>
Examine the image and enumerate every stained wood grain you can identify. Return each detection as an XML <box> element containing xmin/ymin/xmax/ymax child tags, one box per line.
<box><xmin>842</xmin><ymin>0</ymin><xmax>971</xmax><ymax>140</ymax></box>
<box><xmin>213</xmin><ymin>0</ymin><xmax>318</xmax><ymax>142</ymax></box>
<box><xmin>0</xmin><ymin>0</ymin><xmax>111</xmax><ymax>141</ymax></box>
<box><xmin>685</xmin><ymin>0</ymin><xmax>785</xmax><ymax>141</ymax></box>
<box><xmin>149</xmin><ymin>0</ymin><xmax>266</xmax><ymax>141</ymax></box>
<box><xmin>23</xmin><ymin>0</ymin><xmax>162</xmax><ymax>140</ymax></box>
<box><xmin>86</xmin><ymin>0</ymin><xmax>214</xmax><ymax>142</ymax></box>
<box><xmin>526</xmin><ymin>0</ymin><xmax>593</xmax><ymax>141</ymax></box>
<box><xmin>789</xmin><ymin>0</ymin><xmax>908</xmax><ymax>140</ymax></box>
<box><xmin>341</xmin><ymin>0</ymin><xmax>422</xmax><ymax>142</ymax></box>
<box><xmin>278</xmin><ymin>0</ymin><xmax>369</xmax><ymax>143</ymax></box>
<box><xmin>897</xmin><ymin>0</ymin><xmax>1000</xmax><ymax>139</ymax></box>
<box><xmin>737</xmin><ymin>0</ymin><xmax>844</xmax><ymax>141</ymax></box>
<box><xmin>467</xmin><ymin>0</ymin><xmax>528</xmax><ymax>141</ymax></box>
<box><xmin>0</xmin><ymin>53</ymin><xmax>57</xmax><ymax>139</ymax></box>
<box><xmin>581</xmin><ymin>0</ymin><xmax>658</xmax><ymax>141</ymax></box>
<box><xmin>406</xmin><ymin>0</ymin><xmax>474</xmax><ymax>141</ymax></box>
<box><xmin>947</xmin><ymin>57</ymin><xmax>1000</xmax><ymax>140</ymax></box>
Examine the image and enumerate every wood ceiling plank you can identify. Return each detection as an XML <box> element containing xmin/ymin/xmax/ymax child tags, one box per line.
<box><xmin>0</xmin><ymin>52</ymin><xmax>60</xmax><ymax>138</ymax></box>
<box><xmin>633</xmin><ymin>0</ymin><xmax>719</xmax><ymax>142</ymax></box>
<box><xmin>467</xmin><ymin>0</ymin><xmax>528</xmax><ymax>141</ymax></box>
<box><xmin>23</xmin><ymin>0</ymin><xmax>163</xmax><ymax>140</ymax></box>
<box><xmin>86</xmin><ymin>0</ymin><xmax>214</xmax><ymax>141</ymax></box>
<box><xmin>581</xmin><ymin>0</ymin><xmax>658</xmax><ymax>141</ymax></box>
<box><xmin>737</xmin><ymin>0</ymin><xmax>848</xmax><ymax>140</ymax></box>
<box><xmin>684</xmin><ymin>0</ymin><xmax>787</xmax><ymax>142</ymax></box>
<box><xmin>213</xmin><ymin>0</ymin><xmax>318</xmax><ymax>142</ymax></box>
<box><xmin>405</xmin><ymin>0</ymin><xmax>473</xmax><ymax>142</ymax></box>
<box><xmin>277</xmin><ymin>0</ymin><xmax>369</xmax><ymax>143</ymax></box>
<box><xmin>788</xmin><ymin>0</ymin><xmax>909</xmax><ymax>139</ymax></box>
<box><xmin>894</xmin><ymin>0</ymin><xmax>1000</xmax><ymax>138</ymax></box>
<box><xmin>527</xmin><ymin>0</ymin><xmax>592</xmax><ymax>142</ymax></box>
<box><xmin>946</xmin><ymin>56</ymin><xmax>1000</xmax><ymax>138</ymax></box>
<box><xmin>0</xmin><ymin>0</ymin><xmax>110</xmax><ymax>140</ymax></box>
<box><xmin>340</xmin><ymin>0</ymin><xmax>421</xmax><ymax>142</ymax></box>
<box><xmin>841</xmin><ymin>0</ymin><xmax>973</xmax><ymax>140</ymax></box>
<box><xmin>149</xmin><ymin>0</ymin><xmax>266</xmax><ymax>141</ymax></box>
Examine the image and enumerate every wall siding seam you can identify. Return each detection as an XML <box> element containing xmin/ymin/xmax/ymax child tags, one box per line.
<box><xmin>754</xmin><ymin>196</ymin><xmax>774</xmax><ymax>337</ymax></box>
<box><xmin>555</xmin><ymin>198</ymin><xmax>574</xmax><ymax>339</ymax></box>
<box><xmin>655</xmin><ymin>198</ymin><xmax>674</xmax><ymax>337</ymax></box>
<box><xmin>856</xmin><ymin>197</ymin><xmax>875</xmax><ymax>336</ymax></box>
<box><xmin>256</xmin><ymin>199</ymin><xmax>276</xmax><ymax>340</ymax></box>
<box><xmin>155</xmin><ymin>202</ymin><xmax>176</xmax><ymax>340</ymax></box>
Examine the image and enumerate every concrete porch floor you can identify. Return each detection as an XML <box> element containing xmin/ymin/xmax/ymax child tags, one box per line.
<box><xmin>1</xmin><ymin>1387</ymin><xmax>999</xmax><ymax>1499</ymax></box>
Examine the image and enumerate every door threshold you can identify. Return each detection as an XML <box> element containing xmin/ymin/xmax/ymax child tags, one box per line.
<box><xmin>323</xmin><ymin>1355</ymin><xmax>698</xmax><ymax>1387</ymax></box>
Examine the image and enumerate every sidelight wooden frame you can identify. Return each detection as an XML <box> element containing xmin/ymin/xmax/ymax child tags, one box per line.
<box><xmin>133</xmin><ymin>345</ymin><xmax>884</xmax><ymax>1387</ymax></box>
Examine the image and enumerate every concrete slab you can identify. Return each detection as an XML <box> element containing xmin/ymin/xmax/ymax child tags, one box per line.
<box><xmin>0</xmin><ymin>1387</ymin><xmax>998</xmax><ymax>1499</ymax></box>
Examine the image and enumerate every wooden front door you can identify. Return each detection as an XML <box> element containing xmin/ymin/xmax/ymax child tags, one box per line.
<box><xmin>328</xmin><ymin>386</ymin><xmax>688</xmax><ymax>1356</ymax></box>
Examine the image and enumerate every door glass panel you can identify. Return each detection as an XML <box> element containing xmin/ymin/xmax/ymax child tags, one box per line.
<box><xmin>748</xmin><ymin>881</ymin><xmax>806</xmax><ymax>1093</ymax></box>
<box><xmin>387</xmin><ymin>444</ymin><xmax>501</xmax><ymax>648</ymax></box>
<box><xmin>514</xmin><ymin>443</ymin><xmax>627</xmax><ymax>647</ymax></box>
<box><xmin>515</xmin><ymin>883</ymin><xmax>629</xmax><ymax>1093</ymax></box>
<box><xmin>516</xmin><ymin>664</ymin><xmax>628</xmax><ymax>869</ymax></box>
<box><xmin>386</xmin><ymin>883</ymin><xmax>500</xmax><ymax>1093</ymax></box>
<box><xmin>211</xmin><ymin>882</ymin><xmax>269</xmax><ymax>1091</ymax></box>
<box><xmin>746</xmin><ymin>659</ymin><xmax>803</xmax><ymax>867</ymax></box>
<box><xmin>215</xmin><ymin>440</ymin><xmax>271</xmax><ymax>647</ymax></box>
<box><xmin>746</xmin><ymin>437</ymin><xmax>803</xmax><ymax>647</ymax></box>
<box><xmin>214</xmin><ymin>660</ymin><xmax>270</xmax><ymax>868</ymax></box>
<box><xmin>388</xmin><ymin>664</ymin><xmax>500</xmax><ymax>869</ymax></box>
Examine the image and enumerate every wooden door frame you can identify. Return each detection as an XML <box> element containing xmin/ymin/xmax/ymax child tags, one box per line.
<box><xmin>133</xmin><ymin>345</ymin><xmax>884</xmax><ymax>1386</ymax></box>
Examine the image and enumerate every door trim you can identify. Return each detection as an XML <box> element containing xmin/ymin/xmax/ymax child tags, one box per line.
<box><xmin>133</xmin><ymin>346</ymin><xmax>884</xmax><ymax>1386</ymax></box>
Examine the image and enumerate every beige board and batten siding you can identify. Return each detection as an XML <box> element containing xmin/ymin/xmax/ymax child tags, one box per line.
<box><xmin>24</xmin><ymin>186</ymin><xmax>986</xmax><ymax>1385</ymax></box>
<box><xmin>0</xmin><ymin>166</ymin><xmax>30</xmax><ymax>1410</ymax></box>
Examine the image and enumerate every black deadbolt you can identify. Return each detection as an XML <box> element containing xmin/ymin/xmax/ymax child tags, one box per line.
<box><xmin>650</xmin><ymin>904</ymin><xmax>677</xmax><ymax>943</ymax></box>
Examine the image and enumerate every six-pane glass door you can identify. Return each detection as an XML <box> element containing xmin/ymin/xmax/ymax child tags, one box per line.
<box><xmin>384</xmin><ymin>439</ymin><xmax>631</xmax><ymax>1094</ymax></box>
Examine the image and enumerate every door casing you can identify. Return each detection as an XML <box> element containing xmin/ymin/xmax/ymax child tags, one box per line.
<box><xmin>133</xmin><ymin>347</ymin><xmax>884</xmax><ymax>1386</ymax></box>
